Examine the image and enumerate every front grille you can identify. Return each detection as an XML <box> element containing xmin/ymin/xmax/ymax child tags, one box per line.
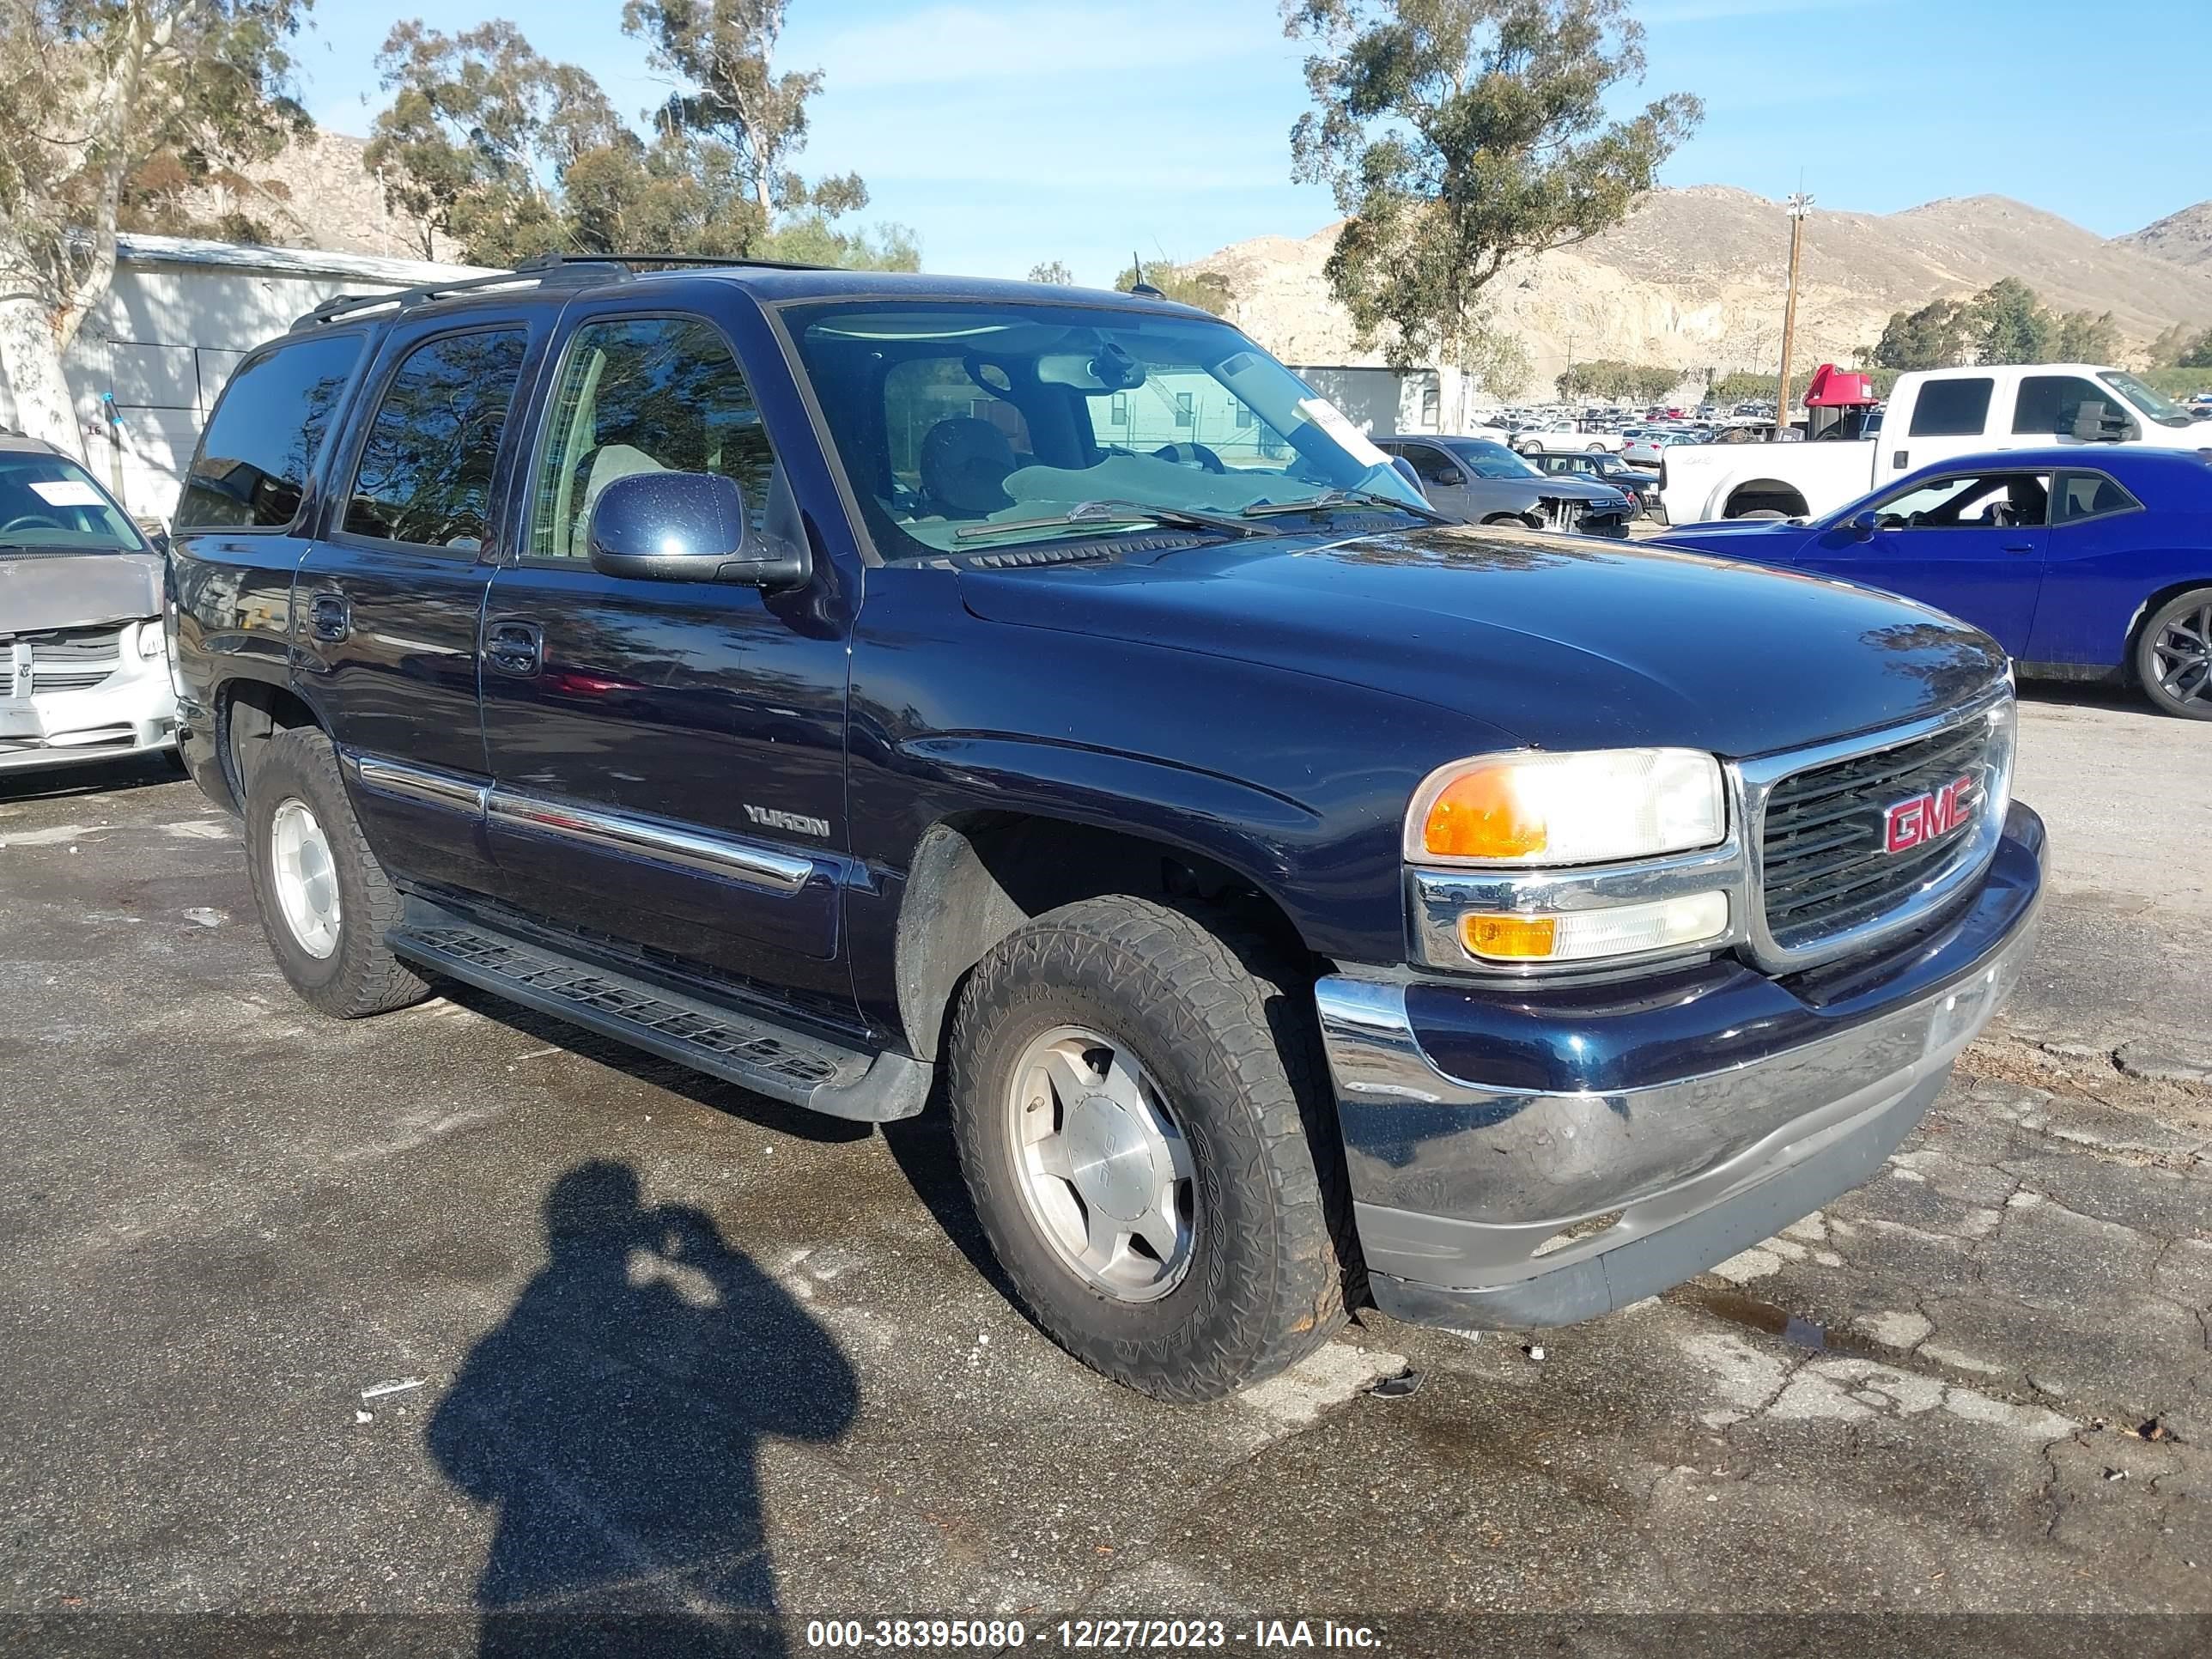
<box><xmin>1759</xmin><ymin>719</ymin><xmax>1991</xmax><ymax>949</ymax></box>
<box><xmin>27</xmin><ymin>627</ymin><xmax>124</xmax><ymax>691</ymax></box>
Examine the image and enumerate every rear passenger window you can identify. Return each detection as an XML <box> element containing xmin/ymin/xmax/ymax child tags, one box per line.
<box><xmin>343</xmin><ymin>329</ymin><xmax>527</xmax><ymax>550</ymax></box>
<box><xmin>177</xmin><ymin>334</ymin><xmax>364</xmax><ymax>530</ymax></box>
<box><xmin>2054</xmin><ymin>471</ymin><xmax>2141</xmax><ymax>524</ymax></box>
<box><xmin>1908</xmin><ymin>378</ymin><xmax>1994</xmax><ymax>438</ymax></box>
<box><xmin>529</xmin><ymin>315</ymin><xmax>773</xmax><ymax>561</ymax></box>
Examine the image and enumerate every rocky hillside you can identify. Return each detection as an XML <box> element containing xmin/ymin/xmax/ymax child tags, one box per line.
<box><xmin>178</xmin><ymin>131</ymin><xmax>441</xmax><ymax>260</ymax></box>
<box><xmin>2121</xmin><ymin>201</ymin><xmax>2212</xmax><ymax>271</ymax></box>
<box><xmin>1197</xmin><ymin>188</ymin><xmax>2212</xmax><ymax>391</ymax></box>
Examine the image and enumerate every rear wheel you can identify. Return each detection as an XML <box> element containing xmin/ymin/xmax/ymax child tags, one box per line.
<box><xmin>947</xmin><ymin>896</ymin><xmax>1347</xmax><ymax>1401</ymax></box>
<box><xmin>2136</xmin><ymin>588</ymin><xmax>2212</xmax><ymax>719</ymax></box>
<box><xmin>244</xmin><ymin>726</ymin><xmax>430</xmax><ymax>1017</ymax></box>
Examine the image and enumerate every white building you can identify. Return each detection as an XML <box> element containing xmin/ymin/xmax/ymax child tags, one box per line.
<box><xmin>47</xmin><ymin>234</ymin><xmax>488</xmax><ymax>522</ymax></box>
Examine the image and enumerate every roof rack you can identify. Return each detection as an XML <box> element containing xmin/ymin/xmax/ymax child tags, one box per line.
<box><xmin>290</xmin><ymin>250</ymin><xmax>830</xmax><ymax>331</ymax></box>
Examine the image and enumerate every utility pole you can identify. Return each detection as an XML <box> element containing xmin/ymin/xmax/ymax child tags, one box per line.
<box><xmin>1771</xmin><ymin>191</ymin><xmax>1813</xmax><ymax>442</ymax></box>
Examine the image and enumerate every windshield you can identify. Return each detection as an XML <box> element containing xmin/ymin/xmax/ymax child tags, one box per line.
<box><xmin>2102</xmin><ymin>371</ymin><xmax>2198</xmax><ymax>429</ymax></box>
<box><xmin>0</xmin><ymin>451</ymin><xmax>144</xmax><ymax>552</ymax></box>
<box><xmin>784</xmin><ymin>300</ymin><xmax>1428</xmax><ymax>556</ymax></box>
<box><xmin>1440</xmin><ymin>438</ymin><xmax>1540</xmax><ymax>479</ymax></box>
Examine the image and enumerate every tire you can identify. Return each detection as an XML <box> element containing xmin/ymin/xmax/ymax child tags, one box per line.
<box><xmin>243</xmin><ymin>726</ymin><xmax>430</xmax><ymax>1018</ymax></box>
<box><xmin>2136</xmin><ymin>588</ymin><xmax>2212</xmax><ymax>720</ymax></box>
<box><xmin>947</xmin><ymin>896</ymin><xmax>1348</xmax><ymax>1402</ymax></box>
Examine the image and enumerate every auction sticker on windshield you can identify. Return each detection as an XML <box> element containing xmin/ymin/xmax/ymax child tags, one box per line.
<box><xmin>30</xmin><ymin>479</ymin><xmax>105</xmax><ymax>507</ymax></box>
<box><xmin>1296</xmin><ymin>398</ymin><xmax>1390</xmax><ymax>470</ymax></box>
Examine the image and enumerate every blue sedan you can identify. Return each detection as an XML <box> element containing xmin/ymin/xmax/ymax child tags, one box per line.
<box><xmin>1655</xmin><ymin>446</ymin><xmax>2212</xmax><ymax>718</ymax></box>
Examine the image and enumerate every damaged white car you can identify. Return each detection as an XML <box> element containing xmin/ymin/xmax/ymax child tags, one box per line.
<box><xmin>0</xmin><ymin>434</ymin><xmax>178</xmax><ymax>775</ymax></box>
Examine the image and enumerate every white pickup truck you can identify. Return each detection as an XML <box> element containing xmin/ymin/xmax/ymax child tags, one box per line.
<box><xmin>1658</xmin><ymin>363</ymin><xmax>2212</xmax><ymax>524</ymax></box>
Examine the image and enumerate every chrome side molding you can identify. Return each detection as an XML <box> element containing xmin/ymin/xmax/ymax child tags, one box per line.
<box><xmin>485</xmin><ymin>791</ymin><xmax>814</xmax><ymax>895</ymax></box>
<box><xmin>340</xmin><ymin>747</ymin><xmax>816</xmax><ymax>896</ymax></box>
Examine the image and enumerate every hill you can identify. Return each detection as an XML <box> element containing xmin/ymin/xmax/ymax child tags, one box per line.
<box><xmin>2121</xmin><ymin>201</ymin><xmax>2212</xmax><ymax>271</ymax></box>
<box><xmin>1196</xmin><ymin>188</ymin><xmax>2212</xmax><ymax>393</ymax></box>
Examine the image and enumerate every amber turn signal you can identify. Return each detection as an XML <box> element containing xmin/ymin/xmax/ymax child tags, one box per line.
<box><xmin>1459</xmin><ymin>914</ymin><xmax>1559</xmax><ymax>959</ymax></box>
<box><xmin>1424</xmin><ymin>768</ymin><xmax>1546</xmax><ymax>860</ymax></box>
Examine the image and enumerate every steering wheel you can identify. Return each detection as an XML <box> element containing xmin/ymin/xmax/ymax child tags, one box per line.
<box><xmin>1152</xmin><ymin>442</ymin><xmax>1225</xmax><ymax>474</ymax></box>
<box><xmin>1</xmin><ymin>513</ymin><xmax>66</xmax><ymax>533</ymax></box>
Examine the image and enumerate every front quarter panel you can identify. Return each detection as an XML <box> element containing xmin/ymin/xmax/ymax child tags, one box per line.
<box><xmin>842</xmin><ymin>560</ymin><xmax>1506</xmax><ymax>1044</ymax></box>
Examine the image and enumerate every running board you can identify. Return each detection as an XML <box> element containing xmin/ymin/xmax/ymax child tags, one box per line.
<box><xmin>388</xmin><ymin>905</ymin><xmax>930</xmax><ymax>1122</ymax></box>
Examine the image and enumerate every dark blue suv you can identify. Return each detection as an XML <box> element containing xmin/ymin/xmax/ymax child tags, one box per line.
<box><xmin>168</xmin><ymin>256</ymin><xmax>2045</xmax><ymax>1401</ymax></box>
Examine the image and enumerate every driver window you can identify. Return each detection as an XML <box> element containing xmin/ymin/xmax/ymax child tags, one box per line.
<box><xmin>1872</xmin><ymin>472</ymin><xmax>2051</xmax><ymax>532</ymax></box>
<box><xmin>528</xmin><ymin>314</ymin><xmax>773</xmax><ymax>562</ymax></box>
<box><xmin>1397</xmin><ymin>443</ymin><xmax>1458</xmax><ymax>486</ymax></box>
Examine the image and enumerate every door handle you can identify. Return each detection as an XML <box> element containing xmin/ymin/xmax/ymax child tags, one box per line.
<box><xmin>486</xmin><ymin>620</ymin><xmax>544</xmax><ymax>678</ymax></box>
<box><xmin>2002</xmin><ymin>543</ymin><xmax>2037</xmax><ymax>555</ymax></box>
<box><xmin>1892</xmin><ymin>450</ymin><xmax>1909</xmax><ymax>471</ymax></box>
<box><xmin>307</xmin><ymin>592</ymin><xmax>349</xmax><ymax>642</ymax></box>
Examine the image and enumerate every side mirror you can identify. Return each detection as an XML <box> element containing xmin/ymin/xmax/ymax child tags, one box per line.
<box><xmin>2070</xmin><ymin>401</ymin><xmax>2136</xmax><ymax>444</ymax></box>
<box><xmin>1844</xmin><ymin>508</ymin><xmax>1879</xmax><ymax>540</ymax></box>
<box><xmin>586</xmin><ymin>471</ymin><xmax>809</xmax><ymax>587</ymax></box>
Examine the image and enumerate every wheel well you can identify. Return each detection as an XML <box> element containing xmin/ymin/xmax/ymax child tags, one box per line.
<box><xmin>1723</xmin><ymin>481</ymin><xmax>1809</xmax><ymax>519</ymax></box>
<box><xmin>222</xmin><ymin>680</ymin><xmax>321</xmax><ymax>805</ymax></box>
<box><xmin>893</xmin><ymin>812</ymin><xmax>1311</xmax><ymax>1061</ymax></box>
<box><xmin>2124</xmin><ymin>580</ymin><xmax>2212</xmax><ymax>662</ymax></box>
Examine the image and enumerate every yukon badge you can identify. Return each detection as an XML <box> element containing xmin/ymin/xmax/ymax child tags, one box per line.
<box><xmin>743</xmin><ymin>804</ymin><xmax>832</xmax><ymax>839</ymax></box>
<box><xmin>1882</xmin><ymin>775</ymin><xmax>1976</xmax><ymax>854</ymax></box>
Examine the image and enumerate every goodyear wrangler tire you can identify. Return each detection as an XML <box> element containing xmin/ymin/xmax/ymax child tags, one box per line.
<box><xmin>244</xmin><ymin>726</ymin><xmax>431</xmax><ymax>1018</ymax></box>
<box><xmin>948</xmin><ymin>896</ymin><xmax>1346</xmax><ymax>1401</ymax></box>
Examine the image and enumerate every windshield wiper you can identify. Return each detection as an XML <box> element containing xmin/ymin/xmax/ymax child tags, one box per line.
<box><xmin>1239</xmin><ymin>488</ymin><xmax>1453</xmax><ymax>526</ymax></box>
<box><xmin>953</xmin><ymin>499</ymin><xmax>1278</xmax><ymax>543</ymax></box>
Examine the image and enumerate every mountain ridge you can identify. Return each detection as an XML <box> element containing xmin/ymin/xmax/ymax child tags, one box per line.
<box><xmin>1194</xmin><ymin>188</ymin><xmax>2212</xmax><ymax>389</ymax></box>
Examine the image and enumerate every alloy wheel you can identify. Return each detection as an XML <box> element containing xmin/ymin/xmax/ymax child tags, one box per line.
<box><xmin>1005</xmin><ymin>1024</ymin><xmax>1196</xmax><ymax>1302</ymax></box>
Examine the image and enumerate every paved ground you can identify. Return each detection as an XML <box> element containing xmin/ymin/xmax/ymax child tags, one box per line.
<box><xmin>2</xmin><ymin>684</ymin><xmax>2207</xmax><ymax>1655</ymax></box>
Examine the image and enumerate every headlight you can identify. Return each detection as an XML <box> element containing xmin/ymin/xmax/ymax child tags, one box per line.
<box><xmin>136</xmin><ymin>621</ymin><xmax>166</xmax><ymax>659</ymax></box>
<box><xmin>1407</xmin><ymin>749</ymin><xmax>1727</xmax><ymax>866</ymax></box>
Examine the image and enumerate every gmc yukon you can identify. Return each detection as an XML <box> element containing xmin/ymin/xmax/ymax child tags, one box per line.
<box><xmin>168</xmin><ymin>257</ymin><xmax>2045</xmax><ymax>1401</ymax></box>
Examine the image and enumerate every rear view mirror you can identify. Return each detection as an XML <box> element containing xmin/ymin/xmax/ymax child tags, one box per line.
<box><xmin>586</xmin><ymin>471</ymin><xmax>809</xmax><ymax>588</ymax></box>
<box><xmin>2070</xmin><ymin>400</ymin><xmax>2136</xmax><ymax>444</ymax></box>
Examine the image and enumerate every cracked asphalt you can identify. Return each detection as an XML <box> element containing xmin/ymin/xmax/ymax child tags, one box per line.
<box><xmin>0</xmin><ymin>680</ymin><xmax>2206</xmax><ymax>1654</ymax></box>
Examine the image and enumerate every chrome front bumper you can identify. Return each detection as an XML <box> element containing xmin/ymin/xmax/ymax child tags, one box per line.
<box><xmin>1320</xmin><ymin>802</ymin><xmax>2045</xmax><ymax>1328</ymax></box>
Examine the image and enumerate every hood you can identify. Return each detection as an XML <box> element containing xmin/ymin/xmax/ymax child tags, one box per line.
<box><xmin>0</xmin><ymin>550</ymin><xmax>163</xmax><ymax>635</ymax></box>
<box><xmin>958</xmin><ymin>526</ymin><xmax>2006</xmax><ymax>759</ymax></box>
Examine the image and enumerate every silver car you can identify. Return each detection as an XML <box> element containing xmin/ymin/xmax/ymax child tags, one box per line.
<box><xmin>0</xmin><ymin>434</ymin><xmax>178</xmax><ymax>775</ymax></box>
<box><xmin>1382</xmin><ymin>435</ymin><xmax>1635</xmax><ymax>537</ymax></box>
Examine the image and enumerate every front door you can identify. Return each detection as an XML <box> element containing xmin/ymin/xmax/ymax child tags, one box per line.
<box><xmin>295</xmin><ymin>318</ymin><xmax>538</xmax><ymax>890</ymax></box>
<box><xmin>477</xmin><ymin>305</ymin><xmax>858</xmax><ymax>1015</ymax></box>
<box><xmin>1394</xmin><ymin>440</ymin><xmax>1476</xmax><ymax>521</ymax></box>
<box><xmin>1799</xmin><ymin>469</ymin><xmax>2050</xmax><ymax>656</ymax></box>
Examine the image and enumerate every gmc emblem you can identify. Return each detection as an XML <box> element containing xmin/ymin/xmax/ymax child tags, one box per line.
<box><xmin>1883</xmin><ymin>775</ymin><xmax>1977</xmax><ymax>854</ymax></box>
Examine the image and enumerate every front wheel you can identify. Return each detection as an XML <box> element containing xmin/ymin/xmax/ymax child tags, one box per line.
<box><xmin>947</xmin><ymin>897</ymin><xmax>1349</xmax><ymax>1402</ymax></box>
<box><xmin>2137</xmin><ymin>589</ymin><xmax>2212</xmax><ymax>719</ymax></box>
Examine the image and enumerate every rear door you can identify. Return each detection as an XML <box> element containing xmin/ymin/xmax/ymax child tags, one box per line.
<box><xmin>1879</xmin><ymin>375</ymin><xmax>1996</xmax><ymax>484</ymax></box>
<box><xmin>1800</xmin><ymin>468</ymin><xmax>2048</xmax><ymax>654</ymax></box>
<box><xmin>475</xmin><ymin>299</ymin><xmax>858</xmax><ymax>1013</ymax></box>
<box><xmin>294</xmin><ymin>311</ymin><xmax>543</xmax><ymax>890</ymax></box>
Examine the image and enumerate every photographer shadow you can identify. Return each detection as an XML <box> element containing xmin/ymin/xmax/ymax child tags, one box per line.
<box><xmin>429</xmin><ymin>1161</ymin><xmax>856</xmax><ymax>1658</ymax></box>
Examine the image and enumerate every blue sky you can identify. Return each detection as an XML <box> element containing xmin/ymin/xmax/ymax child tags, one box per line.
<box><xmin>294</xmin><ymin>0</ymin><xmax>2211</xmax><ymax>284</ymax></box>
